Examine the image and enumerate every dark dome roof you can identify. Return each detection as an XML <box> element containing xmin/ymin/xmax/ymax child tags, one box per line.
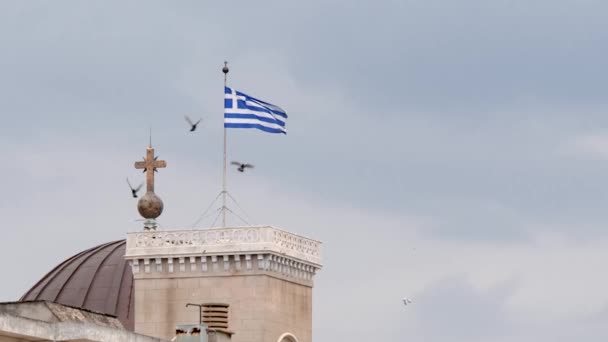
<box><xmin>20</xmin><ymin>240</ymin><xmax>134</xmax><ymax>330</ymax></box>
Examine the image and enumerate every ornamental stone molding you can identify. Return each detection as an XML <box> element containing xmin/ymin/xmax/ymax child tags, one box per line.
<box><xmin>125</xmin><ymin>226</ymin><xmax>322</xmax><ymax>285</ymax></box>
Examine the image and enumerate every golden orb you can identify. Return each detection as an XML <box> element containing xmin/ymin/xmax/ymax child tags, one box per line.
<box><xmin>137</xmin><ymin>192</ymin><xmax>164</xmax><ymax>219</ymax></box>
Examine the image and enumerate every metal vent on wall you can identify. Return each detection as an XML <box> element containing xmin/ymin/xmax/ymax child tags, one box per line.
<box><xmin>202</xmin><ymin>303</ymin><xmax>230</xmax><ymax>331</ymax></box>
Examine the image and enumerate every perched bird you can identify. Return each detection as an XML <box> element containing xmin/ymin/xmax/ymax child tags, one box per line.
<box><xmin>231</xmin><ymin>161</ymin><xmax>254</xmax><ymax>172</ymax></box>
<box><xmin>403</xmin><ymin>298</ymin><xmax>413</xmax><ymax>306</ymax></box>
<box><xmin>126</xmin><ymin>178</ymin><xmax>143</xmax><ymax>198</ymax></box>
<box><xmin>185</xmin><ymin>115</ymin><xmax>202</xmax><ymax>132</ymax></box>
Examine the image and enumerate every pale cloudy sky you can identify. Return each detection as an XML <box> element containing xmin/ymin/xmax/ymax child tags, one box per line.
<box><xmin>1</xmin><ymin>1</ymin><xmax>608</xmax><ymax>341</ymax></box>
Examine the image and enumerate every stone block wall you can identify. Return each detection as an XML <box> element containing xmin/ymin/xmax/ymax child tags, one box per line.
<box><xmin>134</xmin><ymin>274</ymin><xmax>312</xmax><ymax>342</ymax></box>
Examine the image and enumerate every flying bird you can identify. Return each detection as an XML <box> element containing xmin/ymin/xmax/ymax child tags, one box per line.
<box><xmin>403</xmin><ymin>298</ymin><xmax>413</xmax><ymax>306</ymax></box>
<box><xmin>231</xmin><ymin>161</ymin><xmax>254</xmax><ymax>172</ymax></box>
<box><xmin>185</xmin><ymin>115</ymin><xmax>202</xmax><ymax>132</ymax></box>
<box><xmin>126</xmin><ymin>178</ymin><xmax>143</xmax><ymax>198</ymax></box>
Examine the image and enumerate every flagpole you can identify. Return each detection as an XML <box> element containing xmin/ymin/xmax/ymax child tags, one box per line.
<box><xmin>222</xmin><ymin>61</ymin><xmax>229</xmax><ymax>227</ymax></box>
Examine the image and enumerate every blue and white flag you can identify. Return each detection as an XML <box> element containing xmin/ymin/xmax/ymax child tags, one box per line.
<box><xmin>224</xmin><ymin>86</ymin><xmax>287</xmax><ymax>134</ymax></box>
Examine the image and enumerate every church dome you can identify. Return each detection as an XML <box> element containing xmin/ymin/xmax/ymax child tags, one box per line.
<box><xmin>20</xmin><ymin>240</ymin><xmax>134</xmax><ymax>330</ymax></box>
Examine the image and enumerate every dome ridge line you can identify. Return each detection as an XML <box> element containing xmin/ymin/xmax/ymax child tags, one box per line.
<box><xmin>53</xmin><ymin>241</ymin><xmax>119</xmax><ymax>303</ymax></box>
<box><xmin>21</xmin><ymin>239</ymin><xmax>136</xmax><ymax>330</ymax></box>
<box><xmin>81</xmin><ymin>241</ymin><xmax>126</xmax><ymax>308</ymax></box>
<box><xmin>105</xmin><ymin>240</ymin><xmax>129</xmax><ymax>315</ymax></box>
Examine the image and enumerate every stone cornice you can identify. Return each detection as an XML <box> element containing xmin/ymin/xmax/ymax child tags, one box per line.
<box><xmin>125</xmin><ymin>226</ymin><xmax>323</xmax><ymax>267</ymax></box>
<box><xmin>128</xmin><ymin>253</ymin><xmax>318</xmax><ymax>286</ymax></box>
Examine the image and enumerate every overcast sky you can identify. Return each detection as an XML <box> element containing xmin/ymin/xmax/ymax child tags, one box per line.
<box><xmin>1</xmin><ymin>1</ymin><xmax>608</xmax><ymax>341</ymax></box>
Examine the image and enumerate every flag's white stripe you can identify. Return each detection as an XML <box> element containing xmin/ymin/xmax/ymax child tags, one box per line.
<box><xmin>243</xmin><ymin>98</ymin><xmax>285</xmax><ymax>113</ymax></box>
<box><xmin>244</xmin><ymin>99</ymin><xmax>286</xmax><ymax>114</ymax></box>
<box><xmin>224</xmin><ymin>110</ymin><xmax>287</xmax><ymax>124</ymax></box>
<box><xmin>224</xmin><ymin>118</ymin><xmax>286</xmax><ymax>130</ymax></box>
<box><xmin>230</xmin><ymin>88</ymin><xmax>238</xmax><ymax>110</ymax></box>
<box><xmin>226</xmin><ymin>105</ymin><xmax>287</xmax><ymax>118</ymax></box>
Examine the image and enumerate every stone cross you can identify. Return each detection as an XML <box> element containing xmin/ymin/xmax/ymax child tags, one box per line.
<box><xmin>134</xmin><ymin>146</ymin><xmax>167</xmax><ymax>193</ymax></box>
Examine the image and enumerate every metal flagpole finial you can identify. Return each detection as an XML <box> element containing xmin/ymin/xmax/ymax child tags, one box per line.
<box><xmin>222</xmin><ymin>61</ymin><xmax>229</xmax><ymax>75</ymax></box>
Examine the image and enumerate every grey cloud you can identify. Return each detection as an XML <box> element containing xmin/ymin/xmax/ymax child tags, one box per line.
<box><xmin>215</xmin><ymin>0</ymin><xmax>608</xmax><ymax>112</ymax></box>
<box><xmin>4</xmin><ymin>0</ymin><xmax>607</xmax><ymax>124</ymax></box>
<box><xmin>406</xmin><ymin>276</ymin><xmax>515</xmax><ymax>342</ymax></box>
<box><xmin>400</xmin><ymin>275</ymin><xmax>608</xmax><ymax>342</ymax></box>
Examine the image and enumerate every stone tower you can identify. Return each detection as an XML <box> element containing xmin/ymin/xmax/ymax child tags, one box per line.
<box><xmin>125</xmin><ymin>226</ymin><xmax>322</xmax><ymax>342</ymax></box>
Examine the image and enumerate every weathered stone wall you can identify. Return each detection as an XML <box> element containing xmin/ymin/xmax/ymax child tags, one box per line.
<box><xmin>134</xmin><ymin>274</ymin><xmax>312</xmax><ymax>342</ymax></box>
<box><xmin>0</xmin><ymin>309</ymin><xmax>169</xmax><ymax>342</ymax></box>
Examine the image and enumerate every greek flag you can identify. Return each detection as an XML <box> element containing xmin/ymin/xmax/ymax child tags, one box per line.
<box><xmin>224</xmin><ymin>87</ymin><xmax>287</xmax><ymax>134</ymax></box>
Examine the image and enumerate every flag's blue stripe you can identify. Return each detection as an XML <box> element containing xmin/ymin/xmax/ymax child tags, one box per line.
<box><xmin>237</xmin><ymin>99</ymin><xmax>249</xmax><ymax>109</ymax></box>
<box><xmin>224</xmin><ymin>122</ymin><xmax>286</xmax><ymax>134</ymax></box>
<box><xmin>224</xmin><ymin>113</ymin><xmax>286</xmax><ymax>126</ymax></box>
